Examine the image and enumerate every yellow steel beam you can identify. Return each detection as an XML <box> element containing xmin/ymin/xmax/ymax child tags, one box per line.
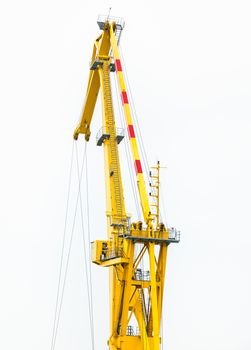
<box><xmin>109</xmin><ymin>25</ymin><xmax>153</xmax><ymax>226</ymax></box>
<box><xmin>73</xmin><ymin>19</ymin><xmax>175</xmax><ymax>350</ymax></box>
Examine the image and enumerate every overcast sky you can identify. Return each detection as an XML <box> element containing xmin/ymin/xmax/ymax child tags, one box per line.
<box><xmin>0</xmin><ymin>0</ymin><xmax>251</xmax><ymax>350</ymax></box>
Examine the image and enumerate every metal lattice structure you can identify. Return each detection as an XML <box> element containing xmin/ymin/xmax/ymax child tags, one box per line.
<box><xmin>74</xmin><ymin>16</ymin><xmax>180</xmax><ymax>350</ymax></box>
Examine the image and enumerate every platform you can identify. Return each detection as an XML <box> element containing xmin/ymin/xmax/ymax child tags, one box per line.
<box><xmin>96</xmin><ymin>127</ymin><xmax>125</xmax><ymax>146</ymax></box>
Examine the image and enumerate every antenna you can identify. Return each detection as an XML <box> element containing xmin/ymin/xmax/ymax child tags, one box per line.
<box><xmin>107</xmin><ymin>7</ymin><xmax>112</xmax><ymax>21</ymax></box>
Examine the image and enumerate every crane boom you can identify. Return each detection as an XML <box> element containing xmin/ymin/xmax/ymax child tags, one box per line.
<box><xmin>73</xmin><ymin>16</ymin><xmax>180</xmax><ymax>350</ymax></box>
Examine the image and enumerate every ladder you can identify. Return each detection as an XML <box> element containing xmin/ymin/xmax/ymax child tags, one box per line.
<box><xmin>103</xmin><ymin>62</ymin><xmax>124</xmax><ymax>226</ymax></box>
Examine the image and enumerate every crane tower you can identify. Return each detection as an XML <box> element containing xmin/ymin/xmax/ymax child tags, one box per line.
<box><xmin>73</xmin><ymin>15</ymin><xmax>180</xmax><ymax>350</ymax></box>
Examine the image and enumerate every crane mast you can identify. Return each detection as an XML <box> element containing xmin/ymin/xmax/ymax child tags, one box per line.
<box><xmin>74</xmin><ymin>16</ymin><xmax>180</xmax><ymax>350</ymax></box>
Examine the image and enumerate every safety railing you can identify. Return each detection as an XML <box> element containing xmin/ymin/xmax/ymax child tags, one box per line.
<box><xmin>133</xmin><ymin>268</ymin><xmax>150</xmax><ymax>281</ymax></box>
<box><xmin>168</xmin><ymin>227</ymin><xmax>181</xmax><ymax>242</ymax></box>
<box><xmin>100</xmin><ymin>247</ymin><xmax>125</xmax><ymax>261</ymax></box>
<box><xmin>126</xmin><ymin>325</ymin><xmax>140</xmax><ymax>336</ymax></box>
<box><xmin>96</xmin><ymin>127</ymin><xmax>125</xmax><ymax>146</ymax></box>
<box><xmin>97</xmin><ymin>15</ymin><xmax>125</xmax><ymax>30</ymax></box>
<box><xmin>116</xmin><ymin>127</ymin><xmax>125</xmax><ymax>141</ymax></box>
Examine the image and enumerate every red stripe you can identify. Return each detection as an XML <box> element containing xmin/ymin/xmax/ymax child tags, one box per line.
<box><xmin>128</xmin><ymin>125</ymin><xmax>135</xmax><ymax>138</ymax></box>
<box><xmin>115</xmin><ymin>59</ymin><xmax>122</xmax><ymax>71</ymax></box>
<box><xmin>135</xmin><ymin>160</ymin><xmax>142</xmax><ymax>174</ymax></box>
<box><xmin>121</xmin><ymin>91</ymin><xmax>129</xmax><ymax>104</ymax></box>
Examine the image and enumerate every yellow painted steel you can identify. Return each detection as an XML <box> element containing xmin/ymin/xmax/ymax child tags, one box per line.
<box><xmin>73</xmin><ymin>19</ymin><xmax>177</xmax><ymax>350</ymax></box>
<box><xmin>109</xmin><ymin>26</ymin><xmax>152</xmax><ymax>227</ymax></box>
<box><xmin>150</xmin><ymin>162</ymin><xmax>161</xmax><ymax>229</ymax></box>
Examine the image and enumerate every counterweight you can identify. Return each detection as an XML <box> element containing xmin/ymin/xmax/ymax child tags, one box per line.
<box><xmin>74</xmin><ymin>16</ymin><xmax>180</xmax><ymax>350</ymax></box>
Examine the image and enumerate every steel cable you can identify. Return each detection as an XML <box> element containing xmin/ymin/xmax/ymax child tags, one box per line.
<box><xmin>85</xmin><ymin>147</ymin><xmax>95</xmax><ymax>344</ymax></box>
<box><xmin>75</xmin><ymin>142</ymin><xmax>95</xmax><ymax>350</ymax></box>
<box><xmin>120</xmin><ymin>46</ymin><xmax>151</xmax><ymax>185</ymax></box>
<box><xmin>50</xmin><ymin>141</ymin><xmax>74</xmax><ymax>350</ymax></box>
<box><xmin>112</xmin><ymin>72</ymin><xmax>141</xmax><ymax>220</ymax></box>
<box><xmin>120</xmin><ymin>47</ymin><xmax>169</xmax><ymax>226</ymax></box>
<box><xmin>51</xmin><ymin>141</ymin><xmax>87</xmax><ymax>350</ymax></box>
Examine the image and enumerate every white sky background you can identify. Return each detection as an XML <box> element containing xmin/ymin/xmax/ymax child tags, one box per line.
<box><xmin>0</xmin><ymin>0</ymin><xmax>251</xmax><ymax>349</ymax></box>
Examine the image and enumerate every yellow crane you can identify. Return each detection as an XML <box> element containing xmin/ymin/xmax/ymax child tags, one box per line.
<box><xmin>73</xmin><ymin>15</ymin><xmax>180</xmax><ymax>350</ymax></box>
